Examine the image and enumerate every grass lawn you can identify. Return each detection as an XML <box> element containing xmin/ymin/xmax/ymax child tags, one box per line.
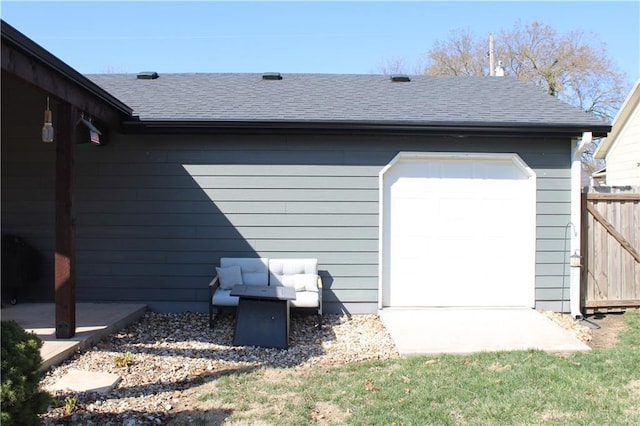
<box><xmin>189</xmin><ymin>312</ymin><xmax>640</xmax><ymax>425</ymax></box>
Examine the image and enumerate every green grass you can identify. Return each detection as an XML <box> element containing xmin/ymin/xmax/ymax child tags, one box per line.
<box><xmin>195</xmin><ymin>312</ymin><xmax>640</xmax><ymax>425</ymax></box>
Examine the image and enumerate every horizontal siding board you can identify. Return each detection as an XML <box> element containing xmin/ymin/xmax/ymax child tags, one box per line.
<box><xmin>284</xmin><ymin>202</ymin><xmax>376</xmax><ymax>214</ymax></box>
<box><xmin>77</xmin><ymin>263</ymin><xmax>215</xmax><ymax>277</ymax></box>
<box><xmin>535</xmin><ymin>190</ymin><xmax>570</xmax><ymax>203</ymax></box>
<box><xmin>78</xmin><ymin>276</ymin><xmax>216</xmax><ymax>289</ymax></box>
<box><xmin>76</xmin><ymin>250</ymin><xmax>378</xmax><ymax>265</ymax></box>
<box><xmin>536</xmin><ymin>215</ymin><xmax>571</xmax><ymax>226</ymax></box>
<box><xmin>535</xmin><ymin>263</ymin><xmax>567</xmax><ymax>276</ymax></box>
<box><xmin>536</xmin><ymin>301</ymin><xmax>569</xmax><ymax>312</ymax></box>
<box><xmin>536</xmin><ymin>202</ymin><xmax>570</xmax><ymax>215</ymax></box>
<box><xmin>76</xmin><ymin>213</ymin><xmax>379</xmax><ymax>227</ymax></box>
<box><xmin>76</xmin><ymin>225</ymin><xmax>378</xmax><ymax>240</ymax></box>
<box><xmin>75</xmin><ymin>175</ymin><xmax>379</xmax><ymax>190</ymax></box>
<box><xmin>324</xmin><ymin>289</ymin><xmax>379</xmax><ymax>303</ymax></box>
<box><xmin>535</xmin><ymin>278</ymin><xmax>568</xmax><ymax>289</ymax></box>
<box><xmin>81</xmin><ymin>188</ymin><xmax>380</xmax><ymax>203</ymax></box>
<box><xmin>535</xmin><ymin>276</ymin><xmax>564</xmax><ymax>287</ymax></box>
<box><xmin>535</xmin><ymin>169</ymin><xmax>571</xmax><ymax>178</ymax></box>
<box><xmin>167</xmin><ymin>150</ymin><xmax>354</xmax><ymax>164</ymax></box>
<box><xmin>78</xmin><ymin>288</ymin><xmax>202</xmax><ymax>302</ymax></box>
<box><xmin>254</xmin><ymin>239</ymin><xmax>377</xmax><ymax>252</ymax></box>
<box><xmin>537</xmin><ymin>240</ymin><xmax>570</xmax><ymax>251</ymax></box>
<box><xmin>536</xmin><ymin>227</ymin><xmax>572</xmax><ymax>239</ymax></box>
<box><xmin>76</xmin><ymin>238</ymin><xmax>378</xmax><ymax>252</ymax></box>
<box><xmin>536</xmin><ymin>252</ymin><xmax>569</xmax><ymax>264</ymax></box>
<box><xmin>192</xmin><ymin>176</ymin><xmax>379</xmax><ymax>189</ymax></box>
<box><xmin>535</xmin><ymin>177</ymin><xmax>571</xmax><ymax>190</ymax></box>
<box><xmin>247</xmin><ymin>252</ymin><xmax>377</xmax><ymax>265</ymax></box>
<box><xmin>535</xmin><ymin>288</ymin><xmax>570</xmax><ymax>301</ymax></box>
<box><xmin>98</xmin><ymin>163</ymin><xmax>382</xmax><ymax>177</ymax></box>
<box><xmin>194</xmin><ymin>164</ymin><xmax>383</xmax><ymax>177</ymax></box>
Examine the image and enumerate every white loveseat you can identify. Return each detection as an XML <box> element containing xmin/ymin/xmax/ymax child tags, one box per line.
<box><xmin>209</xmin><ymin>257</ymin><xmax>323</xmax><ymax>328</ymax></box>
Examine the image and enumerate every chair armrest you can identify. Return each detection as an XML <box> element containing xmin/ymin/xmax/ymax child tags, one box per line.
<box><xmin>208</xmin><ymin>275</ymin><xmax>220</xmax><ymax>328</ymax></box>
<box><xmin>209</xmin><ymin>275</ymin><xmax>220</xmax><ymax>289</ymax></box>
<box><xmin>317</xmin><ymin>275</ymin><xmax>323</xmax><ymax>290</ymax></box>
<box><xmin>209</xmin><ymin>276</ymin><xmax>220</xmax><ymax>307</ymax></box>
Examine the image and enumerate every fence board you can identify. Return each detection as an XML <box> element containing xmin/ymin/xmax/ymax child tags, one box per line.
<box><xmin>583</xmin><ymin>186</ymin><xmax>640</xmax><ymax>313</ymax></box>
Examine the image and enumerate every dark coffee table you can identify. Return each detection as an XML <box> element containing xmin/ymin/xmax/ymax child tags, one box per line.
<box><xmin>230</xmin><ymin>285</ymin><xmax>296</xmax><ymax>349</ymax></box>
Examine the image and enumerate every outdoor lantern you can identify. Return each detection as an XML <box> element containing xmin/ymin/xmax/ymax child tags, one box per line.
<box><xmin>41</xmin><ymin>97</ymin><xmax>54</xmax><ymax>143</ymax></box>
<box><xmin>570</xmin><ymin>250</ymin><xmax>582</xmax><ymax>268</ymax></box>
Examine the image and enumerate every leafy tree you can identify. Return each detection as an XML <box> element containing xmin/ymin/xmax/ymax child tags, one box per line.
<box><xmin>424</xmin><ymin>21</ymin><xmax>629</xmax><ymax>122</ymax></box>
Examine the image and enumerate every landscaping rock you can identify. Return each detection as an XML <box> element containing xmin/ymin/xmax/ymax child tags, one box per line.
<box><xmin>39</xmin><ymin>312</ymin><xmax>398</xmax><ymax>425</ymax></box>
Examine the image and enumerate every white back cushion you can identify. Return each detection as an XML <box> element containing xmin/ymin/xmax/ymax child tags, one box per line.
<box><xmin>269</xmin><ymin>259</ymin><xmax>318</xmax><ymax>288</ymax></box>
<box><xmin>221</xmin><ymin>258</ymin><xmax>269</xmax><ymax>286</ymax></box>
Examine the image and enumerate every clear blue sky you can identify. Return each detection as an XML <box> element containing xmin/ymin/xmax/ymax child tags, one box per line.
<box><xmin>2</xmin><ymin>1</ymin><xmax>638</xmax><ymax>87</ymax></box>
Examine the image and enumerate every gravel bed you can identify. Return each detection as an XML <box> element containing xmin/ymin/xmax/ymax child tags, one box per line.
<box><xmin>39</xmin><ymin>312</ymin><xmax>398</xmax><ymax>425</ymax></box>
<box><xmin>541</xmin><ymin>310</ymin><xmax>593</xmax><ymax>343</ymax></box>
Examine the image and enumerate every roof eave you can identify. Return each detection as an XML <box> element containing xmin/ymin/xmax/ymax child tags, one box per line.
<box><xmin>121</xmin><ymin>119</ymin><xmax>611</xmax><ymax>138</ymax></box>
<box><xmin>1</xmin><ymin>20</ymin><xmax>133</xmax><ymax>117</ymax></box>
<box><xmin>593</xmin><ymin>79</ymin><xmax>640</xmax><ymax>159</ymax></box>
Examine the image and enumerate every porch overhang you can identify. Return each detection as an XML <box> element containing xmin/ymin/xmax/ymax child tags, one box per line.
<box><xmin>1</xmin><ymin>20</ymin><xmax>132</xmax><ymax>339</ymax></box>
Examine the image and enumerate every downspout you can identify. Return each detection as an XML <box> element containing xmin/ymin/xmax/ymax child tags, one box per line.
<box><xmin>570</xmin><ymin>132</ymin><xmax>591</xmax><ymax>319</ymax></box>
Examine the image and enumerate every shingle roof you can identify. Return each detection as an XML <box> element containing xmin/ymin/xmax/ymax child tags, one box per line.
<box><xmin>87</xmin><ymin>73</ymin><xmax>608</xmax><ymax>131</ymax></box>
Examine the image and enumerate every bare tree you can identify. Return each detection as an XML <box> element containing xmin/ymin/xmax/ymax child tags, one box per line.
<box><xmin>424</xmin><ymin>28</ymin><xmax>489</xmax><ymax>76</ymax></box>
<box><xmin>374</xmin><ymin>56</ymin><xmax>426</xmax><ymax>76</ymax></box>
<box><xmin>424</xmin><ymin>21</ymin><xmax>629</xmax><ymax>122</ymax></box>
<box><xmin>375</xmin><ymin>56</ymin><xmax>409</xmax><ymax>75</ymax></box>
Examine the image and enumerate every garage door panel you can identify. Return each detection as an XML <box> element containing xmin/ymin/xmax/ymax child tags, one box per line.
<box><xmin>382</xmin><ymin>152</ymin><xmax>536</xmax><ymax>309</ymax></box>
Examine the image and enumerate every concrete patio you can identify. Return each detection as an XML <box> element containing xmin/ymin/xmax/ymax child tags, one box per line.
<box><xmin>1</xmin><ymin>303</ymin><xmax>147</xmax><ymax>370</ymax></box>
<box><xmin>380</xmin><ymin>308</ymin><xmax>592</xmax><ymax>356</ymax></box>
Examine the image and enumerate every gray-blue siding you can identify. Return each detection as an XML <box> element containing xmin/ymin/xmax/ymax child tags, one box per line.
<box><xmin>2</xmin><ymin>118</ymin><xmax>572</xmax><ymax>313</ymax></box>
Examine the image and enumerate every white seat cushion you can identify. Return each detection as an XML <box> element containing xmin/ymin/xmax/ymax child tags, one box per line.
<box><xmin>292</xmin><ymin>274</ymin><xmax>319</xmax><ymax>292</ymax></box>
<box><xmin>221</xmin><ymin>257</ymin><xmax>269</xmax><ymax>286</ymax></box>
<box><xmin>291</xmin><ymin>291</ymin><xmax>319</xmax><ymax>308</ymax></box>
<box><xmin>212</xmin><ymin>288</ymin><xmax>239</xmax><ymax>306</ymax></box>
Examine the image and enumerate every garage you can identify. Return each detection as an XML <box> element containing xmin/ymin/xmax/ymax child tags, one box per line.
<box><xmin>380</xmin><ymin>152</ymin><xmax>536</xmax><ymax>309</ymax></box>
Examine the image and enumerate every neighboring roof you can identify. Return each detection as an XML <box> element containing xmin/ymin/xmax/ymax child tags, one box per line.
<box><xmin>1</xmin><ymin>20</ymin><xmax>132</xmax><ymax>118</ymax></box>
<box><xmin>594</xmin><ymin>79</ymin><xmax>640</xmax><ymax>159</ymax></box>
<box><xmin>87</xmin><ymin>72</ymin><xmax>610</xmax><ymax>136</ymax></box>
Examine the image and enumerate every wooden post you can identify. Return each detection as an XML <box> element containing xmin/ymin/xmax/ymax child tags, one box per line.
<box><xmin>55</xmin><ymin>101</ymin><xmax>76</xmax><ymax>339</ymax></box>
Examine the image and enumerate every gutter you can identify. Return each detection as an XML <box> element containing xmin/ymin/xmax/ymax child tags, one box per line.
<box><xmin>570</xmin><ymin>132</ymin><xmax>591</xmax><ymax>319</ymax></box>
<box><xmin>121</xmin><ymin>119</ymin><xmax>611</xmax><ymax>137</ymax></box>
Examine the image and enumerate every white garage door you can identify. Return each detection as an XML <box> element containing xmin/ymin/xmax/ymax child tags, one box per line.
<box><xmin>380</xmin><ymin>152</ymin><xmax>536</xmax><ymax>308</ymax></box>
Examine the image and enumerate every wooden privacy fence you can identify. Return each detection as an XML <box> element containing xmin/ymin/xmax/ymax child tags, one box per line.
<box><xmin>581</xmin><ymin>187</ymin><xmax>640</xmax><ymax>313</ymax></box>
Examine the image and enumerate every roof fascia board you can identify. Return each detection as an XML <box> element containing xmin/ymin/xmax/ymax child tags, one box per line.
<box><xmin>121</xmin><ymin>119</ymin><xmax>610</xmax><ymax>138</ymax></box>
<box><xmin>1</xmin><ymin>20</ymin><xmax>132</xmax><ymax>119</ymax></box>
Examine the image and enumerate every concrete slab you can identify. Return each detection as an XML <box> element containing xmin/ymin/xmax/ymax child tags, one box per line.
<box><xmin>1</xmin><ymin>303</ymin><xmax>147</xmax><ymax>370</ymax></box>
<box><xmin>379</xmin><ymin>308</ymin><xmax>591</xmax><ymax>355</ymax></box>
<box><xmin>47</xmin><ymin>369</ymin><xmax>121</xmax><ymax>394</ymax></box>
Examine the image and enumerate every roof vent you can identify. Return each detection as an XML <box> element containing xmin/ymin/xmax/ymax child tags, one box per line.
<box><xmin>262</xmin><ymin>72</ymin><xmax>282</xmax><ymax>80</ymax></box>
<box><xmin>137</xmin><ymin>71</ymin><xmax>159</xmax><ymax>80</ymax></box>
<box><xmin>390</xmin><ymin>74</ymin><xmax>411</xmax><ymax>82</ymax></box>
